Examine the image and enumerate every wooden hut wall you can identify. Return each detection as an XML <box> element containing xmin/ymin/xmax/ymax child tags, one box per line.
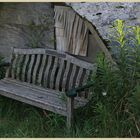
<box><xmin>54</xmin><ymin>6</ymin><xmax>88</xmax><ymax>56</ymax></box>
<box><xmin>54</xmin><ymin>6</ymin><xmax>113</xmax><ymax>64</ymax></box>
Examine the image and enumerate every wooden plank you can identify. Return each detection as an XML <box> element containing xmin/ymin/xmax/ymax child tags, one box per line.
<box><xmin>45</xmin><ymin>48</ymin><xmax>66</xmax><ymax>58</ymax></box>
<box><xmin>14</xmin><ymin>48</ymin><xmax>66</xmax><ymax>58</ymax></box>
<box><xmin>79</xmin><ymin>25</ymin><xmax>88</xmax><ymax>56</ymax></box>
<box><xmin>55</xmin><ymin>27</ymin><xmax>64</xmax><ymax>36</ymax></box>
<box><xmin>67</xmin><ymin>11</ymin><xmax>75</xmax><ymax>51</ymax></box>
<box><xmin>0</xmin><ymin>80</ymin><xmax>67</xmax><ymax>116</ymax></box>
<box><xmin>67</xmin><ymin>97</ymin><xmax>74</xmax><ymax>129</ymax></box>
<box><xmin>37</xmin><ymin>54</ymin><xmax>47</xmax><ymax>86</ymax></box>
<box><xmin>11</xmin><ymin>54</ymin><xmax>18</xmax><ymax>79</ymax></box>
<box><xmin>14</xmin><ymin>48</ymin><xmax>46</xmax><ymax>54</ymax></box>
<box><xmin>43</xmin><ymin>55</ymin><xmax>53</xmax><ymax>88</ymax></box>
<box><xmin>56</xmin><ymin>36</ymin><xmax>66</xmax><ymax>52</ymax></box>
<box><xmin>5</xmin><ymin>67</ymin><xmax>10</xmax><ymax>78</ymax></box>
<box><xmin>62</xmin><ymin>61</ymin><xmax>71</xmax><ymax>91</ymax></box>
<box><xmin>75</xmin><ymin>67</ymin><xmax>83</xmax><ymax>87</ymax></box>
<box><xmin>55</xmin><ymin>59</ymin><xmax>65</xmax><ymax>90</ymax></box>
<box><xmin>27</xmin><ymin>54</ymin><xmax>35</xmax><ymax>83</ymax></box>
<box><xmin>21</xmin><ymin>55</ymin><xmax>30</xmax><ymax>82</ymax></box>
<box><xmin>74</xmin><ymin>17</ymin><xmax>83</xmax><ymax>55</ymax></box>
<box><xmin>68</xmin><ymin>64</ymin><xmax>77</xmax><ymax>90</ymax></box>
<box><xmin>66</xmin><ymin>54</ymin><xmax>96</xmax><ymax>70</ymax></box>
<box><xmin>49</xmin><ymin>57</ymin><xmax>59</xmax><ymax>89</ymax></box>
<box><xmin>4</xmin><ymin>78</ymin><xmax>61</xmax><ymax>97</ymax></box>
<box><xmin>32</xmin><ymin>54</ymin><xmax>41</xmax><ymax>84</ymax></box>
<box><xmin>0</xmin><ymin>79</ymin><xmax>66</xmax><ymax>108</ymax></box>
<box><xmin>3</xmin><ymin>78</ymin><xmax>88</xmax><ymax>108</ymax></box>
<box><xmin>16</xmin><ymin>54</ymin><xmax>24</xmax><ymax>80</ymax></box>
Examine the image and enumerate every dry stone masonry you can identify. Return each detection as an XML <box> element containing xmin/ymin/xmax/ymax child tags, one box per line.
<box><xmin>0</xmin><ymin>3</ymin><xmax>54</xmax><ymax>60</ymax></box>
<box><xmin>67</xmin><ymin>2</ymin><xmax>140</xmax><ymax>41</ymax></box>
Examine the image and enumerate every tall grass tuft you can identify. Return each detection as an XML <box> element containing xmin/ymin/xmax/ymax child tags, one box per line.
<box><xmin>84</xmin><ymin>19</ymin><xmax>140</xmax><ymax>137</ymax></box>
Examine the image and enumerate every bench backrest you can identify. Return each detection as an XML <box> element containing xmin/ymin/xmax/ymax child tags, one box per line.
<box><xmin>6</xmin><ymin>48</ymin><xmax>96</xmax><ymax>98</ymax></box>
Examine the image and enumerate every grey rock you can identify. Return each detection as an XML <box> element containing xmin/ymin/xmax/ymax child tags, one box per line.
<box><xmin>0</xmin><ymin>3</ymin><xmax>54</xmax><ymax>58</ymax></box>
<box><xmin>66</xmin><ymin>2</ymin><xmax>140</xmax><ymax>40</ymax></box>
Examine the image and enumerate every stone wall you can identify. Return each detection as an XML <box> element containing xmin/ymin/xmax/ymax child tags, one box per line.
<box><xmin>67</xmin><ymin>2</ymin><xmax>140</xmax><ymax>41</ymax></box>
<box><xmin>0</xmin><ymin>3</ymin><xmax>54</xmax><ymax>61</ymax></box>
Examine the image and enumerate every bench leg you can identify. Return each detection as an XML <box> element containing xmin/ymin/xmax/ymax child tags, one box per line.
<box><xmin>67</xmin><ymin>97</ymin><xmax>74</xmax><ymax>129</ymax></box>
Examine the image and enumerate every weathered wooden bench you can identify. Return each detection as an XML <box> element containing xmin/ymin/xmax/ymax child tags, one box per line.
<box><xmin>0</xmin><ymin>48</ymin><xmax>96</xmax><ymax>128</ymax></box>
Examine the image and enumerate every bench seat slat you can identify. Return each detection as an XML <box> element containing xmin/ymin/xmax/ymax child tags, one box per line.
<box><xmin>0</xmin><ymin>79</ymin><xmax>67</xmax><ymax>116</ymax></box>
<box><xmin>0</xmin><ymin>79</ymin><xmax>88</xmax><ymax>113</ymax></box>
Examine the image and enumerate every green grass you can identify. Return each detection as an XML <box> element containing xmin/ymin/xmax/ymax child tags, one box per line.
<box><xmin>0</xmin><ymin>96</ymin><xmax>67</xmax><ymax>137</ymax></box>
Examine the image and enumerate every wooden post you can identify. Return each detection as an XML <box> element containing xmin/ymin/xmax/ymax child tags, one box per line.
<box><xmin>67</xmin><ymin>97</ymin><xmax>74</xmax><ymax>130</ymax></box>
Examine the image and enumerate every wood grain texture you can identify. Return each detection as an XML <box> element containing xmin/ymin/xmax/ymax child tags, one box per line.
<box><xmin>68</xmin><ymin>64</ymin><xmax>77</xmax><ymax>90</ymax></box>
<box><xmin>32</xmin><ymin>54</ymin><xmax>41</xmax><ymax>84</ymax></box>
<box><xmin>43</xmin><ymin>55</ymin><xmax>53</xmax><ymax>88</ymax></box>
<box><xmin>54</xmin><ymin>6</ymin><xmax>88</xmax><ymax>56</ymax></box>
<box><xmin>37</xmin><ymin>55</ymin><xmax>47</xmax><ymax>86</ymax></box>
<box><xmin>62</xmin><ymin>61</ymin><xmax>71</xmax><ymax>91</ymax></box>
<box><xmin>49</xmin><ymin>57</ymin><xmax>59</xmax><ymax>89</ymax></box>
<box><xmin>0</xmin><ymin>79</ymin><xmax>67</xmax><ymax>116</ymax></box>
<box><xmin>55</xmin><ymin>58</ymin><xmax>65</xmax><ymax>90</ymax></box>
<box><xmin>14</xmin><ymin>48</ymin><xmax>46</xmax><ymax>54</ymax></box>
<box><xmin>21</xmin><ymin>55</ymin><xmax>30</xmax><ymax>81</ymax></box>
<box><xmin>16</xmin><ymin>54</ymin><xmax>24</xmax><ymax>80</ymax></box>
<box><xmin>67</xmin><ymin>97</ymin><xmax>74</xmax><ymax>129</ymax></box>
<box><xmin>11</xmin><ymin>54</ymin><xmax>18</xmax><ymax>79</ymax></box>
<box><xmin>27</xmin><ymin>54</ymin><xmax>35</xmax><ymax>83</ymax></box>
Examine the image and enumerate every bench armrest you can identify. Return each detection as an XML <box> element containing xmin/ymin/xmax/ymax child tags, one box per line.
<box><xmin>0</xmin><ymin>62</ymin><xmax>11</xmax><ymax>67</ymax></box>
<box><xmin>66</xmin><ymin>82</ymin><xmax>94</xmax><ymax>97</ymax></box>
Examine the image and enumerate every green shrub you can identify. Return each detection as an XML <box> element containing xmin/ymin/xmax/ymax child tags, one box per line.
<box><xmin>87</xmin><ymin>19</ymin><xmax>140</xmax><ymax>137</ymax></box>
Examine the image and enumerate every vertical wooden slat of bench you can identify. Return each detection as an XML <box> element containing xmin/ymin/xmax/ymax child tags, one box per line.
<box><xmin>27</xmin><ymin>54</ymin><xmax>35</xmax><ymax>83</ymax></box>
<box><xmin>37</xmin><ymin>54</ymin><xmax>47</xmax><ymax>86</ymax></box>
<box><xmin>11</xmin><ymin>54</ymin><xmax>18</xmax><ymax>79</ymax></box>
<box><xmin>5</xmin><ymin>67</ymin><xmax>10</xmax><ymax>78</ymax></box>
<box><xmin>43</xmin><ymin>55</ymin><xmax>53</xmax><ymax>88</ymax></box>
<box><xmin>68</xmin><ymin>64</ymin><xmax>77</xmax><ymax>90</ymax></box>
<box><xmin>16</xmin><ymin>54</ymin><xmax>24</xmax><ymax>80</ymax></box>
<box><xmin>55</xmin><ymin>59</ymin><xmax>65</xmax><ymax>90</ymax></box>
<box><xmin>75</xmin><ymin>67</ymin><xmax>84</xmax><ymax>87</ymax></box>
<box><xmin>49</xmin><ymin>57</ymin><xmax>59</xmax><ymax>89</ymax></box>
<box><xmin>62</xmin><ymin>61</ymin><xmax>71</xmax><ymax>92</ymax></box>
<box><xmin>21</xmin><ymin>55</ymin><xmax>30</xmax><ymax>82</ymax></box>
<box><xmin>32</xmin><ymin>54</ymin><xmax>41</xmax><ymax>84</ymax></box>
